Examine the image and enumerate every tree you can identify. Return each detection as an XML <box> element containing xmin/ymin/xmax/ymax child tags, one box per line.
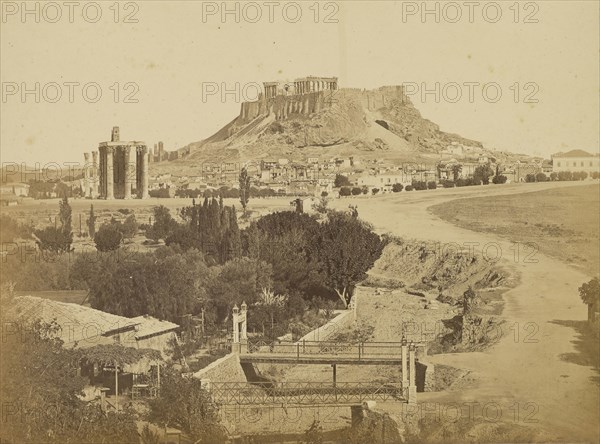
<box><xmin>146</xmin><ymin>205</ymin><xmax>177</xmax><ymax>241</ymax></box>
<box><xmin>120</xmin><ymin>214</ymin><xmax>138</xmax><ymax>241</ymax></box>
<box><xmin>351</xmin><ymin>187</ymin><xmax>362</xmax><ymax>196</ymax></box>
<box><xmin>339</xmin><ymin>186</ymin><xmax>352</xmax><ymax>197</ymax></box>
<box><xmin>405</xmin><ymin>185</ymin><xmax>414</xmax><ymax>191</ymax></box>
<box><xmin>239</xmin><ymin>166</ymin><xmax>251</xmax><ymax>213</ymax></box>
<box><xmin>334</xmin><ymin>174</ymin><xmax>351</xmax><ymax>188</ymax></box>
<box><xmin>0</xmin><ymin>308</ymin><xmax>140</xmax><ymax>444</ymax></box>
<box><xmin>321</xmin><ymin>191</ymin><xmax>328</xmax><ymax>197</ymax></box>
<box><xmin>371</xmin><ymin>188</ymin><xmax>379</xmax><ymax>195</ymax></box>
<box><xmin>451</xmin><ymin>164</ymin><xmax>462</xmax><ymax>182</ymax></box>
<box><xmin>34</xmin><ymin>196</ymin><xmax>74</xmax><ymax>253</ymax></box>
<box><xmin>87</xmin><ymin>204</ymin><xmax>97</xmax><ymax>238</ymax></box>
<box><xmin>473</xmin><ymin>164</ymin><xmax>494</xmax><ymax>185</ymax></box>
<box><xmin>525</xmin><ymin>173</ymin><xmax>536</xmax><ymax>183</ymax></box>
<box><xmin>148</xmin><ymin>368</ymin><xmax>226</xmax><ymax>442</ymax></box>
<box><xmin>392</xmin><ymin>183</ymin><xmax>403</xmax><ymax>192</ymax></box>
<box><xmin>558</xmin><ymin>171</ymin><xmax>573</xmax><ymax>181</ymax></box>
<box><xmin>492</xmin><ymin>174</ymin><xmax>507</xmax><ymax>184</ymax></box>
<box><xmin>427</xmin><ymin>181</ymin><xmax>437</xmax><ymax>190</ymax></box>
<box><xmin>578</xmin><ymin>277</ymin><xmax>599</xmax><ymax>306</ymax></box>
<box><xmin>550</xmin><ymin>172</ymin><xmax>558</xmax><ymax>181</ymax></box>
<box><xmin>94</xmin><ymin>223</ymin><xmax>123</xmax><ymax>252</ymax></box>
<box><xmin>535</xmin><ymin>172</ymin><xmax>548</xmax><ymax>182</ymax></box>
<box><xmin>317</xmin><ymin>212</ymin><xmax>385</xmax><ymax>307</ymax></box>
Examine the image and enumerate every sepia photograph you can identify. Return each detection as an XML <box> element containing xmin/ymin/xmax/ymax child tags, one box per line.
<box><xmin>1</xmin><ymin>1</ymin><xmax>599</xmax><ymax>443</ymax></box>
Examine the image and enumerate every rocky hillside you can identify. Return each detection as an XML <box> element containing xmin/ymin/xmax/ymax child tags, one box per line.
<box><xmin>150</xmin><ymin>85</ymin><xmax>483</xmax><ymax>175</ymax></box>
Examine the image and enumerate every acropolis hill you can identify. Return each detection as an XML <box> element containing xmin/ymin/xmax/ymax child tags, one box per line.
<box><xmin>150</xmin><ymin>78</ymin><xmax>485</xmax><ymax>176</ymax></box>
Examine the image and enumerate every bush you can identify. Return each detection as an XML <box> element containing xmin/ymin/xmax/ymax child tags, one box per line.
<box><xmin>573</xmin><ymin>171</ymin><xmax>588</xmax><ymax>181</ymax></box>
<box><xmin>392</xmin><ymin>183</ymin><xmax>403</xmax><ymax>192</ymax></box>
<box><xmin>441</xmin><ymin>179</ymin><xmax>455</xmax><ymax>188</ymax></box>
<box><xmin>94</xmin><ymin>223</ymin><xmax>123</xmax><ymax>252</ymax></box>
<box><xmin>361</xmin><ymin>186</ymin><xmax>369</xmax><ymax>195</ymax></box>
<box><xmin>321</xmin><ymin>191</ymin><xmax>328</xmax><ymax>197</ymax></box>
<box><xmin>427</xmin><ymin>181</ymin><xmax>437</xmax><ymax>190</ymax></box>
<box><xmin>405</xmin><ymin>185</ymin><xmax>414</xmax><ymax>191</ymax></box>
<box><xmin>549</xmin><ymin>172</ymin><xmax>558</xmax><ymax>181</ymax></box>
<box><xmin>456</xmin><ymin>178</ymin><xmax>473</xmax><ymax>187</ymax></box>
<box><xmin>339</xmin><ymin>187</ymin><xmax>352</xmax><ymax>197</ymax></box>
<box><xmin>351</xmin><ymin>187</ymin><xmax>362</xmax><ymax>196</ymax></box>
<box><xmin>558</xmin><ymin>171</ymin><xmax>573</xmax><ymax>181</ymax></box>
<box><xmin>334</xmin><ymin>174</ymin><xmax>351</xmax><ymax>187</ymax></box>
<box><xmin>412</xmin><ymin>181</ymin><xmax>427</xmax><ymax>191</ymax></box>
<box><xmin>371</xmin><ymin>188</ymin><xmax>379</xmax><ymax>195</ymax></box>
<box><xmin>535</xmin><ymin>172</ymin><xmax>548</xmax><ymax>182</ymax></box>
<box><xmin>525</xmin><ymin>173</ymin><xmax>536</xmax><ymax>183</ymax></box>
<box><xmin>592</xmin><ymin>171</ymin><xmax>600</xmax><ymax>180</ymax></box>
<box><xmin>492</xmin><ymin>175</ymin><xmax>507</xmax><ymax>184</ymax></box>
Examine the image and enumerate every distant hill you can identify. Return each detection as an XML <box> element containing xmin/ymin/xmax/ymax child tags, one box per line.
<box><xmin>150</xmin><ymin>85</ymin><xmax>484</xmax><ymax>176</ymax></box>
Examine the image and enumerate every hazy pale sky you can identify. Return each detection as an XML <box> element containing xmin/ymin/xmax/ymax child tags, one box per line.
<box><xmin>1</xmin><ymin>0</ymin><xmax>599</xmax><ymax>166</ymax></box>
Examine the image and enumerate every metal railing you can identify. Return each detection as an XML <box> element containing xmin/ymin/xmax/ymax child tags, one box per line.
<box><xmin>245</xmin><ymin>340</ymin><xmax>406</xmax><ymax>360</ymax></box>
<box><xmin>208</xmin><ymin>381</ymin><xmax>406</xmax><ymax>405</ymax></box>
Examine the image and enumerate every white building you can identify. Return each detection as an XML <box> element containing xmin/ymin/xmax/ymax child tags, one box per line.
<box><xmin>552</xmin><ymin>149</ymin><xmax>600</xmax><ymax>174</ymax></box>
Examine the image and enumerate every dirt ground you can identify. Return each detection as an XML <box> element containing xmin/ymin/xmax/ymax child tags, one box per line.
<box><xmin>325</xmin><ymin>180</ymin><xmax>600</xmax><ymax>442</ymax></box>
<box><xmin>429</xmin><ymin>183</ymin><xmax>600</xmax><ymax>278</ymax></box>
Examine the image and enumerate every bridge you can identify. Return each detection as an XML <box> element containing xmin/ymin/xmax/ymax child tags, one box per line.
<box><xmin>200</xmin><ymin>303</ymin><xmax>421</xmax><ymax>405</ymax></box>
<box><xmin>239</xmin><ymin>340</ymin><xmax>406</xmax><ymax>365</ymax></box>
<box><xmin>207</xmin><ymin>381</ymin><xmax>406</xmax><ymax>406</ymax></box>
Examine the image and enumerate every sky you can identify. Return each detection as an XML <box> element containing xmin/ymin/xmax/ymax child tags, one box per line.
<box><xmin>1</xmin><ymin>0</ymin><xmax>599</xmax><ymax>167</ymax></box>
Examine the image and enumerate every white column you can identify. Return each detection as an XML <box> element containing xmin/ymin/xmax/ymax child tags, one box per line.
<box><xmin>83</xmin><ymin>153</ymin><xmax>90</xmax><ymax>198</ymax></box>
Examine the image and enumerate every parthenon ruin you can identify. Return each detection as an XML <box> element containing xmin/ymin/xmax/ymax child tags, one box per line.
<box><xmin>82</xmin><ymin>127</ymin><xmax>149</xmax><ymax>199</ymax></box>
<box><xmin>238</xmin><ymin>76</ymin><xmax>339</xmax><ymax>123</ymax></box>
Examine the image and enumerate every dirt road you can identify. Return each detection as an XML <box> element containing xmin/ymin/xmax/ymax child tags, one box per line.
<box><xmin>329</xmin><ymin>181</ymin><xmax>599</xmax><ymax>442</ymax></box>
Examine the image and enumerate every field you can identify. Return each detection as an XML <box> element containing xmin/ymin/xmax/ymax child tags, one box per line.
<box><xmin>429</xmin><ymin>184</ymin><xmax>600</xmax><ymax>278</ymax></box>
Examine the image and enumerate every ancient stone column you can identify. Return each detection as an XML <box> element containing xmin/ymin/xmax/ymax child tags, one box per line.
<box><xmin>92</xmin><ymin>151</ymin><xmax>98</xmax><ymax>198</ymax></box>
<box><xmin>408</xmin><ymin>343</ymin><xmax>417</xmax><ymax>404</ymax></box>
<box><xmin>123</xmin><ymin>146</ymin><xmax>132</xmax><ymax>199</ymax></box>
<box><xmin>140</xmin><ymin>146</ymin><xmax>149</xmax><ymax>199</ymax></box>
<box><xmin>83</xmin><ymin>153</ymin><xmax>90</xmax><ymax>198</ymax></box>
<box><xmin>105</xmin><ymin>147</ymin><xmax>114</xmax><ymax>199</ymax></box>
<box><xmin>401</xmin><ymin>340</ymin><xmax>408</xmax><ymax>391</ymax></box>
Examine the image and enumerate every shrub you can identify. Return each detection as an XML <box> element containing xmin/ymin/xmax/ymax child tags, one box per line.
<box><xmin>351</xmin><ymin>187</ymin><xmax>362</xmax><ymax>196</ymax></box>
<box><xmin>334</xmin><ymin>174</ymin><xmax>351</xmax><ymax>187</ymax></box>
<box><xmin>94</xmin><ymin>223</ymin><xmax>123</xmax><ymax>252</ymax></box>
<box><xmin>441</xmin><ymin>180</ymin><xmax>455</xmax><ymax>188</ymax></box>
<box><xmin>392</xmin><ymin>183</ymin><xmax>403</xmax><ymax>192</ymax></box>
<box><xmin>492</xmin><ymin>175</ymin><xmax>507</xmax><ymax>184</ymax></box>
<box><xmin>525</xmin><ymin>174</ymin><xmax>536</xmax><ymax>183</ymax></box>
<box><xmin>321</xmin><ymin>191</ymin><xmax>328</xmax><ymax>197</ymax></box>
<box><xmin>573</xmin><ymin>171</ymin><xmax>588</xmax><ymax>181</ymax></box>
<box><xmin>371</xmin><ymin>188</ymin><xmax>380</xmax><ymax>195</ymax></box>
<box><xmin>535</xmin><ymin>172</ymin><xmax>548</xmax><ymax>182</ymax></box>
<box><xmin>405</xmin><ymin>185</ymin><xmax>414</xmax><ymax>191</ymax></box>
<box><xmin>592</xmin><ymin>171</ymin><xmax>600</xmax><ymax>179</ymax></box>
<box><xmin>549</xmin><ymin>172</ymin><xmax>558</xmax><ymax>181</ymax></box>
<box><xmin>558</xmin><ymin>171</ymin><xmax>573</xmax><ymax>181</ymax></box>
<box><xmin>427</xmin><ymin>181</ymin><xmax>437</xmax><ymax>190</ymax></box>
<box><xmin>412</xmin><ymin>181</ymin><xmax>427</xmax><ymax>191</ymax></box>
<box><xmin>361</xmin><ymin>186</ymin><xmax>369</xmax><ymax>195</ymax></box>
<box><xmin>339</xmin><ymin>187</ymin><xmax>352</xmax><ymax>197</ymax></box>
<box><xmin>456</xmin><ymin>178</ymin><xmax>473</xmax><ymax>187</ymax></box>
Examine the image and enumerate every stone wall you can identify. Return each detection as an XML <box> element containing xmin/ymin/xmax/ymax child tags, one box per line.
<box><xmin>296</xmin><ymin>309</ymin><xmax>355</xmax><ymax>343</ymax></box>
<box><xmin>192</xmin><ymin>353</ymin><xmax>246</xmax><ymax>383</ymax></box>
<box><xmin>238</xmin><ymin>91</ymin><xmax>330</xmax><ymax>123</ymax></box>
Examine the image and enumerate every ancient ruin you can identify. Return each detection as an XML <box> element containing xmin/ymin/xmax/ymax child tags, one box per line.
<box><xmin>238</xmin><ymin>76</ymin><xmax>338</xmax><ymax>123</ymax></box>
<box><xmin>83</xmin><ymin>127</ymin><xmax>149</xmax><ymax>199</ymax></box>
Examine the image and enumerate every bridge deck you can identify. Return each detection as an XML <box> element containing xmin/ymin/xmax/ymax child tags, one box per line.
<box><xmin>240</xmin><ymin>353</ymin><xmax>403</xmax><ymax>365</ymax></box>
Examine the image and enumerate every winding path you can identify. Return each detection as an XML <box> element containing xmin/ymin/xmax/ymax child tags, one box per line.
<box><xmin>330</xmin><ymin>181</ymin><xmax>599</xmax><ymax>442</ymax></box>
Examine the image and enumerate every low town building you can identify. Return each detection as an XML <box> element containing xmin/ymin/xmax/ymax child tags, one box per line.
<box><xmin>552</xmin><ymin>149</ymin><xmax>600</xmax><ymax>174</ymax></box>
